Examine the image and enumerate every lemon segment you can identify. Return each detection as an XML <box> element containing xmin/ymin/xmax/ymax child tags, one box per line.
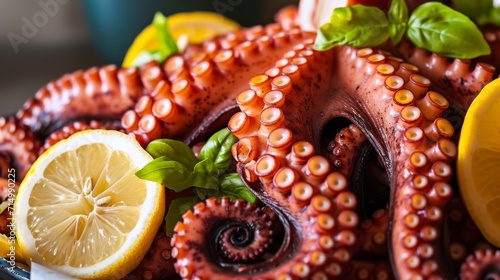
<box><xmin>122</xmin><ymin>11</ymin><xmax>240</xmax><ymax>68</ymax></box>
<box><xmin>168</xmin><ymin>12</ymin><xmax>240</xmax><ymax>44</ymax></box>
<box><xmin>457</xmin><ymin>78</ymin><xmax>500</xmax><ymax>247</ymax></box>
<box><xmin>14</xmin><ymin>130</ymin><xmax>165</xmax><ymax>279</ymax></box>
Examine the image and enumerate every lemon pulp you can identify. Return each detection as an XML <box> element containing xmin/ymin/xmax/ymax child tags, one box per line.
<box><xmin>457</xmin><ymin>78</ymin><xmax>500</xmax><ymax>247</ymax></box>
<box><xmin>15</xmin><ymin>130</ymin><xmax>165</xmax><ymax>279</ymax></box>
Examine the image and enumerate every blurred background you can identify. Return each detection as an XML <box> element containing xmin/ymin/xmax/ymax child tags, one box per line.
<box><xmin>0</xmin><ymin>0</ymin><xmax>298</xmax><ymax>116</ymax></box>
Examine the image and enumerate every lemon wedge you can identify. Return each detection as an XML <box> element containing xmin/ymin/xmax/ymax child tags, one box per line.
<box><xmin>122</xmin><ymin>11</ymin><xmax>240</xmax><ymax>68</ymax></box>
<box><xmin>14</xmin><ymin>130</ymin><xmax>165</xmax><ymax>279</ymax></box>
<box><xmin>457</xmin><ymin>78</ymin><xmax>500</xmax><ymax>247</ymax></box>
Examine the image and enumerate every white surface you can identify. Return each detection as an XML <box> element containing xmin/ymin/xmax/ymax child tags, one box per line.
<box><xmin>30</xmin><ymin>262</ymin><xmax>79</xmax><ymax>280</ymax></box>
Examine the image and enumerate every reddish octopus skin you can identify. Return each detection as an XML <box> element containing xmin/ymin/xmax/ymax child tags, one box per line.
<box><xmin>324</xmin><ymin>124</ymin><xmax>368</xmax><ymax>177</ymax></box>
<box><xmin>0</xmin><ymin>1</ymin><xmax>498</xmax><ymax>279</ymax></box>
<box><xmin>226</xmin><ymin>42</ymin><xmax>458</xmax><ymax>279</ymax></box>
<box><xmin>121</xmin><ymin>25</ymin><xmax>316</xmax><ymax>147</ymax></box>
<box><xmin>16</xmin><ymin>65</ymin><xmax>143</xmax><ymax>138</ymax></box>
<box><xmin>150</xmin><ymin>24</ymin><xmax>461</xmax><ymax>276</ymax></box>
<box><xmin>39</xmin><ymin>120</ymin><xmax>123</xmax><ymax>155</ymax></box>
<box><xmin>296</xmin><ymin>0</ymin><xmax>499</xmax><ymax>113</ymax></box>
<box><xmin>386</xmin><ymin>1</ymin><xmax>500</xmax><ymax>113</ymax></box>
<box><xmin>460</xmin><ymin>249</ymin><xmax>500</xmax><ymax>280</ymax></box>
<box><xmin>126</xmin><ymin>222</ymin><xmax>179</xmax><ymax>280</ymax></box>
<box><xmin>0</xmin><ymin>117</ymin><xmax>41</xmax><ymax>181</ymax></box>
<box><xmin>393</xmin><ymin>39</ymin><xmax>496</xmax><ymax>113</ymax></box>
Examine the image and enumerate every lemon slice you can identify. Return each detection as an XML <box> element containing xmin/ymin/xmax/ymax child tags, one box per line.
<box><xmin>457</xmin><ymin>78</ymin><xmax>500</xmax><ymax>247</ymax></box>
<box><xmin>14</xmin><ymin>130</ymin><xmax>165</xmax><ymax>279</ymax></box>
<box><xmin>122</xmin><ymin>11</ymin><xmax>240</xmax><ymax>68</ymax></box>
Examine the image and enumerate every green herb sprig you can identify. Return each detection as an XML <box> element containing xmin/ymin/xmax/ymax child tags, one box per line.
<box><xmin>453</xmin><ymin>0</ymin><xmax>500</xmax><ymax>26</ymax></box>
<box><xmin>131</xmin><ymin>12</ymin><xmax>179</xmax><ymax>67</ymax></box>
<box><xmin>135</xmin><ymin>128</ymin><xmax>258</xmax><ymax>236</ymax></box>
<box><xmin>314</xmin><ymin>0</ymin><xmax>491</xmax><ymax>59</ymax></box>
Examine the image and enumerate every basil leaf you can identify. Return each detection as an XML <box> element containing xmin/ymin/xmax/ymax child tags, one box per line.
<box><xmin>198</xmin><ymin>128</ymin><xmax>238</xmax><ymax>174</ymax></box>
<box><xmin>165</xmin><ymin>196</ymin><xmax>199</xmax><ymax>237</ymax></box>
<box><xmin>145</xmin><ymin>139</ymin><xmax>198</xmax><ymax>170</ymax></box>
<box><xmin>452</xmin><ymin>0</ymin><xmax>492</xmax><ymax>21</ymax></box>
<box><xmin>131</xmin><ymin>50</ymin><xmax>163</xmax><ymax>67</ymax></box>
<box><xmin>190</xmin><ymin>159</ymin><xmax>220</xmax><ymax>190</ymax></box>
<box><xmin>477</xmin><ymin>7</ymin><xmax>500</xmax><ymax>26</ymax></box>
<box><xmin>135</xmin><ymin>156</ymin><xmax>192</xmax><ymax>192</ymax></box>
<box><xmin>152</xmin><ymin>12</ymin><xmax>178</xmax><ymax>63</ymax></box>
<box><xmin>388</xmin><ymin>0</ymin><xmax>408</xmax><ymax>44</ymax></box>
<box><xmin>407</xmin><ymin>2</ymin><xmax>491</xmax><ymax>59</ymax></box>
<box><xmin>219</xmin><ymin>173</ymin><xmax>258</xmax><ymax>204</ymax></box>
<box><xmin>314</xmin><ymin>5</ymin><xmax>390</xmax><ymax>50</ymax></box>
<box><xmin>195</xmin><ymin>187</ymin><xmax>220</xmax><ymax>201</ymax></box>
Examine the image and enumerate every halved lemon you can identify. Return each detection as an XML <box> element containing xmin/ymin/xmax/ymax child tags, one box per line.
<box><xmin>457</xmin><ymin>78</ymin><xmax>500</xmax><ymax>247</ymax></box>
<box><xmin>14</xmin><ymin>130</ymin><xmax>165</xmax><ymax>279</ymax></box>
<box><xmin>122</xmin><ymin>11</ymin><xmax>240</xmax><ymax>68</ymax></box>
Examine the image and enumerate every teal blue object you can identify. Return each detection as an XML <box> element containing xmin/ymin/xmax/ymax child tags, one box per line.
<box><xmin>81</xmin><ymin>0</ymin><xmax>274</xmax><ymax>64</ymax></box>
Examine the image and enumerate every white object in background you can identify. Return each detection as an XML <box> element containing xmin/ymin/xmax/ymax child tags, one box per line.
<box><xmin>297</xmin><ymin>0</ymin><xmax>348</xmax><ymax>31</ymax></box>
<box><xmin>30</xmin><ymin>262</ymin><xmax>79</xmax><ymax>280</ymax></box>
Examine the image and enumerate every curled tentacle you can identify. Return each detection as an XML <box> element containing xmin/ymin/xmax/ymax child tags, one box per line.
<box><xmin>460</xmin><ymin>249</ymin><xmax>500</xmax><ymax>280</ymax></box>
<box><xmin>172</xmin><ymin>197</ymin><xmax>338</xmax><ymax>279</ymax></box>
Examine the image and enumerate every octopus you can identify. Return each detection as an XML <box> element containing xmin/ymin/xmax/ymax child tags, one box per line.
<box><xmin>1</xmin><ymin>0</ymin><xmax>500</xmax><ymax>279</ymax></box>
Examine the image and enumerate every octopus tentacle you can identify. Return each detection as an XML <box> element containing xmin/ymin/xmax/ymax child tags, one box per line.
<box><xmin>122</xmin><ymin>24</ymin><xmax>315</xmax><ymax>146</ymax></box>
<box><xmin>39</xmin><ymin>120</ymin><xmax>123</xmax><ymax>154</ymax></box>
<box><xmin>16</xmin><ymin>65</ymin><xmax>143</xmax><ymax>138</ymax></box>
<box><xmin>172</xmin><ymin>197</ymin><xmax>330</xmax><ymax>279</ymax></box>
<box><xmin>325</xmin><ymin>124</ymin><xmax>368</xmax><ymax>177</ymax></box>
<box><xmin>324</xmin><ymin>124</ymin><xmax>390</xmax><ymax>220</ymax></box>
<box><xmin>0</xmin><ymin>117</ymin><xmax>41</xmax><ymax>180</ymax></box>
<box><xmin>127</xmin><ymin>222</ymin><xmax>179</xmax><ymax>280</ymax></box>
<box><xmin>445</xmin><ymin>197</ymin><xmax>499</xmax><ymax>271</ymax></box>
<box><xmin>172</xmin><ymin>160</ymin><xmax>359</xmax><ymax>279</ymax></box>
<box><xmin>356</xmin><ymin>208</ymin><xmax>389</xmax><ymax>258</ymax></box>
<box><xmin>394</xmin><ymin>39</ymin><xmax>496</xmax><ymax>112</ymax></box>
<box><xmin>460</xmin><ymin>249</ymin><xmax>500</xmax><ymax>280</ymax></box>
<box><xmin>479</xmin><ymin>25</ymin><xmax>500</xmax><ymax>72</ymax></box>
